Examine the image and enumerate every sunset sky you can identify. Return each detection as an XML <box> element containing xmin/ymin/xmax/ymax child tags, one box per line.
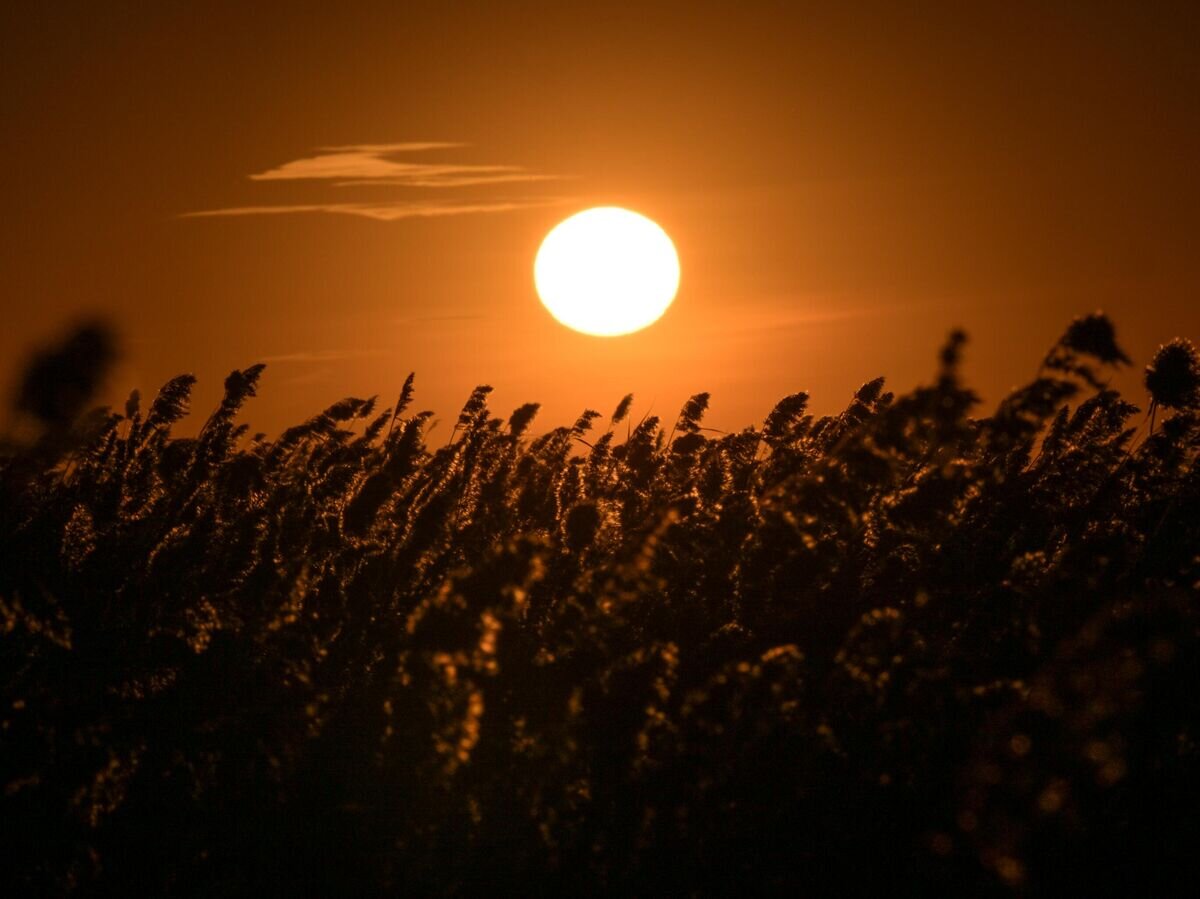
<box><xmin>4</xmin><ymin>2</ymin><xmax>1198</xmax><ymax>434</ymax></box>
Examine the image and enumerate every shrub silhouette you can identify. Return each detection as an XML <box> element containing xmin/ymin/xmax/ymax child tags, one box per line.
<box><xmin>0</xmin><ymin>312</ymin><xmax>1197</xmax><ymax>896</ymax></box>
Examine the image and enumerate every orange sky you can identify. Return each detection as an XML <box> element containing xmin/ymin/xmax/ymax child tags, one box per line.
<box><xmin>3</xmin><ymin>2</ymin><xmax>1198</xmax><ymax>435</ymax></box>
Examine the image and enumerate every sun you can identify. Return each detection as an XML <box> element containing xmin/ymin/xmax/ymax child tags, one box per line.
<box><xmin>534</xmin><ymin>207</ymin><xmax>680</xmax><ymax>337</ymax></box>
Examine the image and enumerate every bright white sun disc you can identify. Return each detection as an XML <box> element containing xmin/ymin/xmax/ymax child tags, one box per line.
<box><xmin>534</xmin><ymin>207</ymin><xmax>680</xmax><ymax>336</ymax></box>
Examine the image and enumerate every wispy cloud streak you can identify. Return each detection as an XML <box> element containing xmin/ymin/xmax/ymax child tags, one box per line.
<box><xmin>259</xmin><ymin>349</ymin><xmax>374</xmax><ymax>363</ymax></box>
<box><xmin>337</xmin><ymin>173</ymin><xmax>560</xmax><ymax>188</ymax></box>
<box><xmin>185</xmin><ymin>142</ymin><xmax>563</xmax><ymax>221</ymax></box>
<box><xmin>182</xmin><ymin>198</ymin><xmax>561</xmax><ymax>221</ymax></box>
<box><xmin>248</xmin><ymin>143</ymin><xmax>556</xmax><ymax>188</ymax></box>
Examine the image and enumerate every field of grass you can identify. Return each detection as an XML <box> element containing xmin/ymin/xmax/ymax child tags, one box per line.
<box><xmin>2</xmin><ymin>315</ymin><xmax>1198</xmax><ymax>895</ymax></box>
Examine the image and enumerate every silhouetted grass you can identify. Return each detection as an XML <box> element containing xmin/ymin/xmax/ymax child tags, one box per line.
<box><xmin>1</xmin><ymin>316</ymin><xmax>1197</xmax><ymax>896</ymax></box>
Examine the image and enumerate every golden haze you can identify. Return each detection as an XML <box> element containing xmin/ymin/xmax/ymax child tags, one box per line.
<box><xmin>2</xmin><ymin>4</ymin><xmax>1198</xmax><ymax>432</ymax></box>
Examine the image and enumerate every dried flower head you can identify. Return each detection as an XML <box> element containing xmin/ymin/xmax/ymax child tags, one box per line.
<box><xmin>1144</xmin><ymin>338</ymin><xmax>1200</xmax><ymax>410</ymax></box>
<box><xmin>1062</xmin><ymin>312</ymin><xmax>1131</xmax><ymax>366</ymax></box>
<box><xmin>16</xmin><ymin>320</ymin><xmax>117</xmax><ymax>426</ymax></box>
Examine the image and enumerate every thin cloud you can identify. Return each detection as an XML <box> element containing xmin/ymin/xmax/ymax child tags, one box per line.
<box><xmin>278</xmin><ymin>367</ymin><xmax>334</xmax><ymax>388</ymax></box>
<box><xmin>248</xmin><ymin>144</ymin><xmax>555</xmax><ymax>188</ymax></box>
<box><xmin>396</xmin><ymin>313</ymin><xmax>486</xmax><ymax>325</ymax></box>
<box><xmin>337</xmin><ymin>172</ymin><xmax>562</xmax><ymax>189</ymax></box>
<box><xmin>710</xmin><ymin>303</ymin><xmax>907</xmax><ymax>337</ymax></box>
<box><xmin>184</xmin><ymin>142</ymin><xmax>563</xmax><ymax>221</ymax></box>
<box><xmin>320</xmin><ymin>142</ymin><xmax>465</xmax><ymax>153</ymax></box>
<box><xmin>259</xmin><ymin>350</ymin><xmax>374</xmax><ymax>363</ymax></box>
<box><xmin>182</xmin><ymin>198</ymin><xmax>561</xmax><ymax>221</ymax></box>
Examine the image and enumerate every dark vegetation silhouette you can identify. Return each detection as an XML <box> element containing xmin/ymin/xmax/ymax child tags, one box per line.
<box><xmin>1</xmin><ymin>314</ymin><xmax>1198</xmax><ymax>896</ymax></box>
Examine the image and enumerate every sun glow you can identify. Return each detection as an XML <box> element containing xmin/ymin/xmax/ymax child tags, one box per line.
<box><xmin>534</xmin><ymin>207</ymin><xmax>680</xmax><ymax>337</ymax></box>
